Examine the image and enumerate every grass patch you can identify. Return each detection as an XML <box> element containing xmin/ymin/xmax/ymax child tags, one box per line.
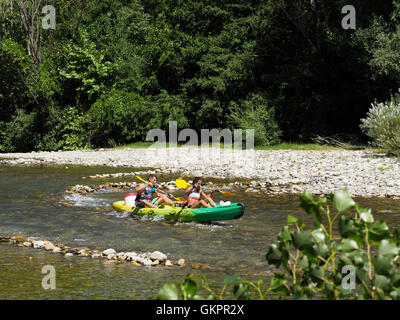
<box><xmin>256</xmin><ymin>142</ymin><xmax>367</xmax><ymax>151</ymax></box>
<box><xmin>115</xmin><ymin>142</ymin><xmax>161</xmax><ymax>149</ymax></box>
<box><xmin>115</xmin><ymin>141</ymin><xmax>367</xmax><ymax>151</ymax></box>
<box><xmin>255</xmin><ymin>143</ymin><xmax>340</xmax><ymax>150</ymax></box>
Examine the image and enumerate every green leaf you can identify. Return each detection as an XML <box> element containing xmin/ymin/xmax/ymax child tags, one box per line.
<box><xmin>378</xmin><ymin>240</ymin><xmax>399</xmax><ymax>258</ymax></box>
<box><xmin>278</xmin><ymin>226</ymin><xmax>292</xmax><ymax>244</ymax></box>
<box><xmin>287</xmin><ymin>215</ymin><xmax>304</xmax><ymax>228</ymax></box>
<box><xmin>356</xmin><ymin>266</ymin><xmax>369</xmax><ymax>284</ymax></box>
<box><xmin>359</xmin><ymin>208</ymin><xmax>374</xmax><ymax>223</ymax></box>
<box><xmin>313</xmin><ymin>211</ymin><xmax>322</xmax><ymax>228</ymax></box>
<box><xmin>374</xmin><ymin>274</ymin><xmax>391</xmax><ymax>292</ymax></box>
<box><xmin>266</xmin><ymin>244</ymin><xmax>283</xmax><ymax>267</ymax></box>
<box><xmin>369</xmin><ymin>220</ymin><xmax>390</xmax><ymax>242</ymax></box>
<box><xmin>224</xmin><ymin>274</ymin><xmax>240</xmax><ymax>285</ymax></box>
<box><xmin>390</xmin><ymin>288</ymin><xmax>400</xmax><ymax>300</ymax></box>
<box><xmin>292</xmin><ymin>231</ymin><xmax>313</xmax><ymax>250</ymax></box>
<box><xmin>292</xmin><ymin>283</ymin><xmax>310</xmax><ymax>300</ymax></box>
<box><xmin>350</xmin><ymin>250</ymin><xmax>366</xmax><ymax>267</ymax></box>
<box><xmin>299</xmin><ymin>192</ymin><xmax>318</xmax><ymax>214</ymax></box>
<box><xmin>299</xmin><ymin>192</ymin><xmax>322</xmax><ymax>228</ymax></box>
<box><xmin>269</xmin><ymin>275</ymin><xmax>289</xmax><ymax>293</ymax></box>
<box><xmin>374</xmin><ymin>255</ymin><xmax>393</xmax><ymax>276</ymax></box>
<box><xmin>348</xmin><ymin>235</ymin><xmax>364</xmax><ymax>247</ymax></box>
<box><xmin>313</xmin><ymin>243</ymin><xmax>330</xmax><ymax>259</ymax></box>
<box><xmin>391</xmin><ymin>272</ymin><xmax>400</xmax><ymax>287</ymax></box>
<box><xmin>332</xmin><ymin>189</ymin><xmax>355</xmax><ymax>212</ymax></box>
<box><xmin>337</xmin><ymin>253</ymin><xmax>353</xmax><ymax>268</ymax></box>
<box><xmin>311</xmin><ymin>228</ymin><xmax>328</xmax><ymax>244</ymax></box>
<box><xmin>339</xmin><ymin>216</ymin><xmax>364</xmax><ymax>240</ymax></box>
<box><xmin>310</xmin><ymin>265</ymin><xmax>324</xmax><ymax>280</ymax></box>
<box><xmin>157</xmin><ymin>283</ymin><xmax>179</xmax><ymax>300</ymax></box>
<box><xmin>183</xmin><ymin>277</ymin><xmax>198</xmax><ymax>299</ymax></box>
<box><xmin>338</xmin><ymin>239</ymin><xmax>359</xmax><ymax>253</ymax></box>
<box><xmin>233</xmin><ymin>283</ymin><xmax>251</xmax><ymax>300</ymax></box>
<box><xmin>393</xmin><ymin>229</ymin><xmax>400</xmax><ymax>246</ymax></box>
<box><xmin>299</xmin><ymin>255</ymin><xmax>309</xmax><ymax>269</ymax></box>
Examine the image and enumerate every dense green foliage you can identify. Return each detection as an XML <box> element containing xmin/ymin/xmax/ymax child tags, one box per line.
<box><xmin>158</xmin><ymin>190</ymin><xmax>400</xmax><ymax>300</ymax></box>
<box><xmin>1</xmin><ymin>0</ymin><xmax>400</xmax><ymax>151</ymax></box>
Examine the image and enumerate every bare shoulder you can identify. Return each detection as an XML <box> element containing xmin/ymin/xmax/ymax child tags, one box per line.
<box><xmin>136</xmin><ymin>183</ymin><xmax>146</xmax><ymax>190</ymax></box>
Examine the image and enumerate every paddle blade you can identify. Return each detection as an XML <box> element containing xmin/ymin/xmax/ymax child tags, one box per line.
<box><xmin>175</xmin><ymin>197</ymin><xmax>185</xmax><ymax>201</ymax></box>
<box><xmin>220</xmin><ymin>191</ymin><xmax>236</xmax><ymax>197</ymax></box>
<box><xmin>176</xmin><ymin>179</ymin><xmax>190</xmax><ymax>189</ymax></box>
<box><xmin>136</xmin><ymin>176</ymin><xmax>148</xmax><ymax>184</ymax></box>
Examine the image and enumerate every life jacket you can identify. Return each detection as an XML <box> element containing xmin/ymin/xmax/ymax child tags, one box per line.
<box><xmin>188</xmin><ymin>185</ymin><xmax>201</xmax><ymax>200</ymax></box>
<box><xmin>139</xmin><ymin>185</ymin><xmax>156</xmax><ymax>201</ymax></box>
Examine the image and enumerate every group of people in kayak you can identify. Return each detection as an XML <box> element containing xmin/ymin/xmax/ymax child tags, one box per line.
<box><xmin>135</xmin><ymin>174</ymin><xmax>217</xmax><ymax>209</ymax></box>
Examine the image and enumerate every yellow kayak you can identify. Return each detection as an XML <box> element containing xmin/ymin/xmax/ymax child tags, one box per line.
<box><xmin>112</xmin><ymin>201</ymin><xmax>244</xmax><ymax>222</ymax></box>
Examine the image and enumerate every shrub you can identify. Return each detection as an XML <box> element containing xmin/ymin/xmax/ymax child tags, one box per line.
<box><xmin>229</xmin><ymin>93</ymin><xmax>281</xmax><ymax>146</ymax></box>
<box><xmin>0</xmin><ymin>110</ymin><xmax>38</xmax><ymax>152</ymax></box>
<box><xmin>36</xmin><ymin>106</ymin><xmax>91</xmax><ymax>151</ymax></box>
<box><xmin>360</xmin><ymin>90</ymin><xmax>400</xmax><ymax>155</ymax></box>
<box><xmin>88</xmin><ymin>89</ymin><xmax>187</xmax><ymax>147</ymax></box>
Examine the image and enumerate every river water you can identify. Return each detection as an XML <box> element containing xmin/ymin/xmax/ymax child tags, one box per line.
<box><xmin>1</xmin><ymin>165</ymin><xmax>400</xmax><ymax>299</ymax></box>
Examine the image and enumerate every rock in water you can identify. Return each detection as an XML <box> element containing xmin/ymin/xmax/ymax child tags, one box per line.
<box><xmin>33</xmin><ymin>240</ymin><xmax>46</xmax><ymax>249</ymax></box>
<box><xmin>107</xmin><ymin>254</ymin><xmax>116</xmax><ymax>260</ymax></box>
<box><xmin>102</xmin><ymin>248</ymin><xmax>116</xmax><ymax>256</ymax></box>
<box><xmin>44</xmin><ymin>242</ymin><xmax>55</xmax><ymax>251</ymax></box>
<box><xmin>165</xmin><ymin>260</ymin><xmax>173</xmax><ymax>266</ymax></box>
<box><xmin>117</xmin><ymin>253</ymin><xmax>127</xmax><ymax>261</ymax></box>
<box><xmin>142</xmin><ymin>259</ymin><xmax>152</xmax><ymax>266</ymax></box>
<box><xmin>150</xmin><ymin>251</ymin><xmax>167</xmax><ymax>262</ymax></box>
<box><xmin>11</xmin><ymin>235</ymin><xmax>24</xmax><ymax>243</ymax></box>
<box><xmin>177</xmin><ymin>258</ymin><xmax>185</xmax><ymax>266</ymax></box>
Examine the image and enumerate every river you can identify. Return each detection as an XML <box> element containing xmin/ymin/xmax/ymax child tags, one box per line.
<box><xmin>1</xmin><ymin>165</ymin><xmax>400</xmax><ymax>299</ymax></box>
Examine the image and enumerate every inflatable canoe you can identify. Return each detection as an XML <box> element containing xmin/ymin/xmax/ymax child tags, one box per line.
<box><xmin>112</xmin><ymin>201</ymin><xmax>245</xmax><ymax>222</ymax></box>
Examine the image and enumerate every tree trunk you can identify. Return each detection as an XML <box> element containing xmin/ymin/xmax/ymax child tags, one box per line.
<box><xmin>14</xmin><ymin>0</ymin><xmax>42</xmax><ymax>67</ymax></box>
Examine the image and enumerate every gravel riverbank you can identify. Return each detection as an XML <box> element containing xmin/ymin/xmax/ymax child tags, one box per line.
<box><xmin>1</xmin><ymin>147</ymin><xmax>400</xmax><ymax>198</ymax></box>
<box><xmin>1</xmin><ymin>235</ymin><xmax>185</xmax><ymax>267</ymax></box>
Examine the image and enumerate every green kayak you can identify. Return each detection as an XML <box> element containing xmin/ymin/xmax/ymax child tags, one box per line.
<box><xmin>112</xmin><ymin>201</ymin><xmax>245</xmax><ymax>222</ymax></box>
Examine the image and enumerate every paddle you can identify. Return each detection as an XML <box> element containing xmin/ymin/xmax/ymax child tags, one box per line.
<box><xmin>175</xmin><ymin>179</ymin><xmax>236</xmax><ymax>197</ymax></box>
<box><xmin>136</xmin><ymin>175</ymin><xmax>149</xmax><ymax>184</ymax></box>
<box><xmin>176</xmin><ymin>179</ymin><xmax>190</xmax><ymax>189</ymax></box>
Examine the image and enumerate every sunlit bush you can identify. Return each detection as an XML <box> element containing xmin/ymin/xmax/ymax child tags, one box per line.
<box><xmin>360</xmin><ymin>90</ymin><xmax>400</xmax><ymax>155</ymax></box>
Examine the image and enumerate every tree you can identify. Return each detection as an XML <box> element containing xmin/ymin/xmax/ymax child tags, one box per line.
<box><xmin>14</xmin><ymin>0</ymin><xmax>43</xmax><ymax>67</ymax></box>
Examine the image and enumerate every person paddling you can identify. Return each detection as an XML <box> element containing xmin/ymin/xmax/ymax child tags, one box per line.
<box><xmin>184</xmin><ymin>177</ymin><xmax>216</xmax><ymax>208</ymax></box>
<box><xmin>136</xmin><ymin>174</ymin><xmax>174</xmax><ymax>208</ymax></box>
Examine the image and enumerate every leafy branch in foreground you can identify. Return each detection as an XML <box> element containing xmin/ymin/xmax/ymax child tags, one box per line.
<box><xmin>266</xmin><ymin>189</ymin><xmax>400</xmax><ymax>299</ymax></box>
<box><xmin>158</xmin><ymin>189</ymin><xmax>400</xmax><ymax>300</ymax></box>
<box><xmin>157</xmin><ymin>274</ymin><xmax>265</xmax><ymax>300</ymax></box>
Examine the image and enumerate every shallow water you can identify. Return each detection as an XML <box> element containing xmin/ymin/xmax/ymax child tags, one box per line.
<box><xmin>1</xmin><ymin>165</ymin><xmax>400</xmax><ymax>299</ymax></box>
